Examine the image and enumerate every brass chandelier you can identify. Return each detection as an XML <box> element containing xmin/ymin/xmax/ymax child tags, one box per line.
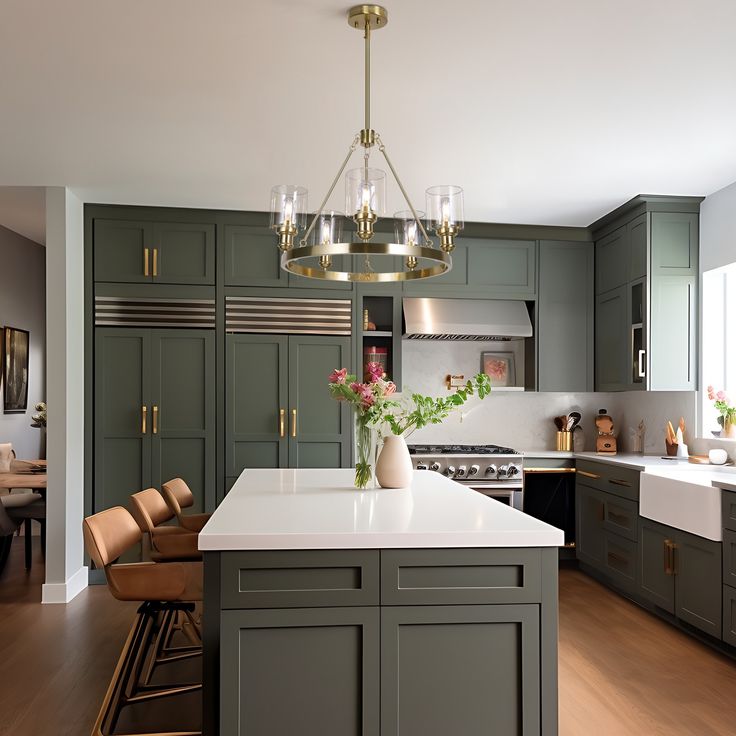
<box><xmin>270</xmin><ymin>4</ymin><xmax>464</xmax><ymax>282</ymax></box>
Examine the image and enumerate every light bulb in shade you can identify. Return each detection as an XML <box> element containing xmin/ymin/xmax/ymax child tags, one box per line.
<box><xmin>283</xmin><ymin>198</ymin><xmax>294</xmax><ymax>224</ymax></box>
<box><xmin>360</xmin><ymin>182</ymin><xmax>373</xmax><ymax>210</ymax></box>
<box><xmin>321</xmin><ymin>221</ymin><xmax>331</xmax><ymax>244</ymax></box>
<box><xmin>440</xmin><ymin>197</ymin><xmax>451</xmax><ymax>225</ymax></box>
<box><xmin>407</xmin><ymin>221</ymin><xmax>418</xmax><ymax>245</ymax></box>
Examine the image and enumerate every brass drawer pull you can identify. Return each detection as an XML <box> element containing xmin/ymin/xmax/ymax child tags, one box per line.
<box><xmin>607</xmin><ymin>551</ymin><xmax>628</xmax><ymax>566</ymax></box>
<box><xmin>141</xmin><ymin>405</ymin><xmax>147</xmax><ymax>434</ymax></box>
<box><xmin>279</xmin><ymin>408</ymin><xmax>286</xmax><ymax>438</ymax></box>
<box><xmin>291</xmin><ymin>408</ymin><xmax>297</xmax><ymax>438</ymax></box>
<box><xmin>577</xmin><ymin>470</ymin><xmax>600</xmax><ymax>480</ymax></box>
<box><xmin>144</xmin><ymin>248</ymin><xmax>150</xmax><ymax>277</ymax></box>
<box><xmin>609</xmin><ymin>478</ymin><xmax>632</xmax><ymax>488</ymax></box>
<box><xmin>525</xmin><ymin>467</ymin><xmax>577</xmax><ymax>474</ymax></box>
<box><xmin>152</xmin><ymin>405</ymin><xmax>159</xmax><ymax>435</ymax></box>
<box><xmin>152</xmin><ymin>248</ymin><xmax>158</xmax><ymax>277</ymax></box>
<box><xmin>664</xmin><ymin>539</ymin><xmax>675</xmax><ymax>575</ymax></box>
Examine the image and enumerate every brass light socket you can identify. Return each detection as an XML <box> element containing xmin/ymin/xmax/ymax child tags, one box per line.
<box><xmin>276</xmin><ymin>222</ymin><xmax>297</xmax><ymax>251</ymax></box>
<box><xmin>437</xmin><ymin>223</ymin><xmax>459</xmax><ymax>253</ymax></box>
<box><xmin>360</xmin><ymin>129</ymin><xmax>376</xmax><ymax>147</ymax></box>
<box><xmin>354</xmin><ymin>207</ymin><xmax>378</xmax><ymax>240</ymax></box>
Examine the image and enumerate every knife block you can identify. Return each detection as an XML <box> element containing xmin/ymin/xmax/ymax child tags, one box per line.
<box><xmin>595</xmin><ymin>413</ymin><xmax>617</xmax><ymax>455</ymax></box>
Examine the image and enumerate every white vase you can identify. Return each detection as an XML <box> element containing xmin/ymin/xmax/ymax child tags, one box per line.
<box><xmin>376</xmin><ymin>435</ymin><xmax>413</xmax><ymax>489</ymax></box>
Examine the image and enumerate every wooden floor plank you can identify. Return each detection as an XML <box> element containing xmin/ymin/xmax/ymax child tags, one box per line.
<box><xmin>1</xmin><ymin>540</ymin><xmax>735</xmax><ymax>735</ymax></box>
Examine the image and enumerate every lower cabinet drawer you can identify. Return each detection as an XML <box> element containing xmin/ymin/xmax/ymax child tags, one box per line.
<box><xmin>220</xmin><ymin>550</ymin><xmax>380</xmax><ymax>609</ymax></box>
<box><xmin>723</xmin><ymin>491</ymin><xmax>736</xmax><ymax>533</ymax></box>
<box><xmin>576</xmin><ymin>460</ymin><xmax>640</xmax><ymax>501</ymax></box>
<box><xmin>724</xmin><ymin>585</ymin><xmax>736</xmax><ymax>647</ymax></box>
<box><xmin>602</xmin><ymin>532</ymin><xmax>637</xmax><ymax>594</ymax></box>
<box><xmin>724</xmin><ymin>529</ymin><xmax>736</xmax><ymax>587</ymax></box>
<box><xmin>602</xmin><ymin>495</ymin><xmax>638</xmax><ymax>542</ymax></box>
<box><xmin>380</xmin><ymin>548</ymin><xmax>542</xmax><ymax>605</ymax></box>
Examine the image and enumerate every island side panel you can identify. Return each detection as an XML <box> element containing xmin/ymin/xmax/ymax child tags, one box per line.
<box><xmin>541</xmin><ymin>546</ymin><xmax>560</xmax><ymax>735</ymax></box>
<box><xmin>203</xmin><ymin>551</ymin><xmax>220</xmax><ymax>736</ymax></box>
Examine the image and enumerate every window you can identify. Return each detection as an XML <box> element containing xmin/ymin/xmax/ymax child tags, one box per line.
<box><xmin>702</xmin><ymin>262</ymin><xmax>736</xmax><ymax>436</ymax></box>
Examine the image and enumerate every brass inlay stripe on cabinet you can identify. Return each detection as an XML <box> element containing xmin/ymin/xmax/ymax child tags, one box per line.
<box><xmin>95</xmin><ymin>296</ymin><xmax>215</xmax><ymax>328</ymax></box>
<box><xmin>226</xmin><ymin>297</ymin><xmax>351</xmax><ymax>335</ymax></box>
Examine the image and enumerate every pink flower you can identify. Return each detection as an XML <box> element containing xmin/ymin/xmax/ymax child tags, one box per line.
<box><xmin>383</xmin><ymin>381</ymin><xmax>397</xmax><ymax>396</ymax></box>
<box><xmin>329</xmin><ymin>368</ymin><xmax>348</xmax><ymax>384</ymax></box>
<box><xmin>717</xmin><ymin>391</ymin><xmax>727</xmax><ymax>402</ymax></box>
<box><xmin>350</xmin><ymin>382</ymin><xmax>375</xmax><ymax>408</ymax></box>
<box><xmin>350</xmin><ymin>381</ymin><xmax>363</xmax><ymax>394</ymax></box>
<box><xmin>708</xmin><ymin>389</ymin><xmax>715</xmax><ymax>400</ymax></box>
<box><xmin>707</xmin><ymin>385</ymin><xmax>714</xmax><ymax>393</ymax></box>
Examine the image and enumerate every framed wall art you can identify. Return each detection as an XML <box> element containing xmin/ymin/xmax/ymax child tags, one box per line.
<box><xmin>3</xmin><ymin>326</ymin><xmax>30</xmax><ymax>414</ymax></box>
<box><xmin>480</xmin><ymin>350</ymin><xmax>516</xmax><ymax>388</ymax></box>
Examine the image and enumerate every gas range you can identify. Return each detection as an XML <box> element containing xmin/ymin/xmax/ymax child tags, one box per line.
<box><xmin>407</xmin><ymin>444</ymin><xmax>524</xmax><ymax>510</ymax></box>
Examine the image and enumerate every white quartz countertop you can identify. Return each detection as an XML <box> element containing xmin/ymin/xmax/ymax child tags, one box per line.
<box><xmin>199</xmin><ymin>469</ymin><xmax>564</xmax><ymax>551</ymax></box>
<box><xmin>573</xmin><ymin>452</ymin><xmax>695</xmax><ymax>471</ymax></box>
<box><xmin>714</xmin><ymin>478</ymin><xmax>736</xmax><ymax>493</ymax></box>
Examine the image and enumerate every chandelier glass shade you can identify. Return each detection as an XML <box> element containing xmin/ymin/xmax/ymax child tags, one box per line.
<box><xmin>270</xmin><ymin>4</ymin><xmax>463</xmax><ymax>283</ymax></box>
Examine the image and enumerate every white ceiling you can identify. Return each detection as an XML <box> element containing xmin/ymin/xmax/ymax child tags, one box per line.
<box><xmin>1</xmin><ymin>0</ymin><xmax>735</xmax><ymax>230</ymax></box>
<box><xmin>0</xmin><ymin>188</ymin><xmax>46</xmax><ymax>244</ymax></box>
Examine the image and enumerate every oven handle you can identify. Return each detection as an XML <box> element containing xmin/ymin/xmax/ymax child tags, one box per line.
<box><xmin>524</xmin><ymin>467</ymin><xmax>576</xmax><ymax>474</ymax></box>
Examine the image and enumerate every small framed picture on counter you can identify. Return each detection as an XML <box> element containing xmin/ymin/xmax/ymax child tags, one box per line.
<box><xmin>481</xmin><ymin>351</ymin><xmax>515</xmax><ymax>388</ymax></box>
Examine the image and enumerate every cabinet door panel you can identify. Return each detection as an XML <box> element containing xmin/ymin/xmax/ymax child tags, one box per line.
<box><xmin>628</xmin><ymin>214</ymin><xmax>648</xmax><ymax>281</ymax></box>
<box><xmin>223</xmin><ymin>225</ymin><xmax>288</xmax><ymax>287</ymax></box>
<box><xmin>381</xmin><ymin>605</ymin><xmax>540</xmax><ymax>736</ymax></box>
<box><xmin>220</xmin><ymin>607</ymin><xmax>379</xmax><ymax>736</ymax></box>
<box><xmin>650</xmin><ymin>212</ymin><xmax>698</xmax><ymax>273</ymax></box>
<box><xmin>467</xmin><ymin>239</ymin><xmax>536</xmax><ymax>296</ymax></box>
<box><xmin>596</xmin><ymin>225</ymin><xmax>628</xmax><ymax>293</ymax></box>
<box><xmin>537</xmin><ymin>241</ymin><xmax>593</xmax><ymax>391</ymax></box>
<box><xmin>723</xmin><ymin>585</ymin><xmax>736</xmax><ymax>647</ymax></box>
<box><xmin>638</xmin><ymin>519</ymin><xmax>675</xmax><ymax>613</ymax></box>
<box><xmin>602</xmin><ymin>532</ymin><xmax>637</xmax><ymax>594</ymax></box>
<box><xmin>154</xmin><ymin>222</ymin><xmax>215</xmax><ymax>285</ymax></box>
<box><xmin>674</xmin><ymin>530</ymin><xmax>721</xmax><ymax>638</ymax></box>
<box><xmin>724</xmin><ymin>528</ymin><xmax>736</xmax><ymax>587</ymax></box>
<box><xmin>227</xmin><ymin>334</ymin><xmax>288</xmax><ymax>473</ymax></box>
<box><xmin>94</xmin><ymin>329</ymin><xmax>150</xmax><ymax>512</ymax></box>
<box><xmin>575</xmin><ymin>484</ymin><xmax>605</xmax><ymax>570</ymax></box>
<box><xmin>649</xmin><ymin>275</ymin><xmax>696</xmax><ymax>390</ymax></box>
<box><xmin>288</xmin><ymin>335</ymin><xmax>351</xmax><ymax>469</ymax></box>
<box><xmin>93</xmin><ymin>219</ymin><xmax>153</xmax><ymax>283</ymax></box>
<box><xmin>403</xmin><ymin>243</ymin><xmax>468</xmax><ymax>293</ymax></box>
<box><xmin>150</xmin><ymin>330</ymin><xmax>215</xmax><ymax>511</ymax></box>
<box><xmin>595</xmin><ymin>285</ymin><xmax>628</xmax><ymax>391</ymax></box>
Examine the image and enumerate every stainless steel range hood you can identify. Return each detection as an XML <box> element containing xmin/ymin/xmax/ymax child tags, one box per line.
<box><xmin>403</xmin><ymin>297</ymin><xmax>533</xmax><ymax>340</ymax></box>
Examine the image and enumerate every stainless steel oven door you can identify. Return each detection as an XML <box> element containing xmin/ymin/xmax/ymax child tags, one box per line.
<box><xmin>465</xmin><ymin>482</ymin><xmax>523</xmax><ymax>511</ymax></box>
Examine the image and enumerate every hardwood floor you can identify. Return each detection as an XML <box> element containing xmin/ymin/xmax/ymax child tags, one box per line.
<box><xmin>1</xmin><ymin>540</ymin><xmax>735</xmax><ymax>735</ymax></box>
<box><xmin>559</xmin><ymin>569</ymin><xmax>736</xmax><ymax>736</ymax></box>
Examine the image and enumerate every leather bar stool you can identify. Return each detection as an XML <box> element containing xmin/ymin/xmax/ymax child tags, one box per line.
<box><xmin>129</xmin><ymin>488</ymin><xmax>201</xmax><ymax>561</ymax></box>
<box><xmin>161</xmin><ymin>478</ymin><xmax>211</xmax><ymax>533</ymax></box>
<box><xmin>83</xmin><ymin>506</ymin><xmax>202</xmax><ymax>736</ymax></box>
<box><xmin>0</xmin><ymin>492</ymin><xmax>45</xmax><ymax>570</ymax></box>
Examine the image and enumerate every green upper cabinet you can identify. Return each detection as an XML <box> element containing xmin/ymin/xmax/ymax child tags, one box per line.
<box><xmin>93</xmin><ymin>218</ymin><xmax>215</xmax><ymax>285</ymax></box>
<box><xmin>593</xmin><ymin>198</ymin><xmax>701</xmax><ymax>392</ymax></box>
<box><xmin>223</xmin><ymin>223</ymin><xmax>351</xmax><ymax>290</ymax></box>
<box><xmin>402</xmin><ymin>241</ymin><xmax>469</xmax><ymax>294</ymax></box>
<box><xmin>467</xmin><ymin>239</ymin><xmax>536</xmax><ymax>297</ymax></box>
<box><xmin>596</xmin><ymin>225</ymin><xmax>628</xmax><ymax>293</ymax></box>
<box><xmin>537</xmin><ymin>241</ymin><xmax>593</xmax><ymax>391</ymax></box>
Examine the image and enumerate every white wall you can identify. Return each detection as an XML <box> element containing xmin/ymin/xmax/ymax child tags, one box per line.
<box><xmin>700</xmin><ymin>180</ymin><xmax>736</xmax><ymax>273</ymax></box>
<box><xmin>0</xmin><ymin>225</ymin><xmax>46</xmax><ymax>459</ymax></box>
<box><xmin>402</xmin><ymin>339</ymin><xmax>697</xmax><ymax>454</ymax></box>
<box><xmin>43</xmin><ymin>187</ymin><xmax>87</xmax><ymax>604</ymax></box>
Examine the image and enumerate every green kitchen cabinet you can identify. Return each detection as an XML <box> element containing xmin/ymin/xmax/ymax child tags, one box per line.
<box><xmin>639</xmin><ymin>518</ymin><xmax>721</xmax><ymax>637</ymax></box>
<box><xmin>402</xmin><ymin>241</ymin><xmax>469</xmax><ymax>294</ymax></box>
<box><xmin>595</xmin><ymin>225</ymin><xmax>628</xmax><ymax>294</ymax></box>
<box><xmin>222</xmin><ymin>224</ymin><xmax>351</xmax><ymax>290</ymax></box>
<box><xmin>575</xmin><ymin>483</ymin><xmax>606</xmax><ymax>571</ymax></box>
<box><xmin>724</xmin><ymin>586</ymin><xmax>736</xmax><ymax>647</ymax></box>
<box><xmin>93</xmin><ymin>218</ymin><xmax>215</xmax><ymax>285</ymax></box>
<box><xmin>628</xmin><ymin>214</ymin><xmax>648</xmax><ymax>281</ymax></box>
<box><xmin>226</xmin><ymin>333</ymin><xmax>351</xmax><ymax>474</ymax></box>
<box><xmin>595</xmin><ymin>285</ymin><xmax>628</xmax><ymax>391</ymax></box>
<box><xmin>467</xmin><ymin>239</ymin><xmax>536</xmax><ymax>296</ymax></box>
<box><xmin>537</xmin><ymin>241</ymin><xmax>594</xmax><ymax>391</ymax></box>
<box><xmin>220</xmin><ymin>607</ymin><xmax>380</xmax><ymax>736</ymax></box>
<box><xmin>94</xmin><ymin>328</ymin><xmax>216</xmax><ymax>516</ymax></box>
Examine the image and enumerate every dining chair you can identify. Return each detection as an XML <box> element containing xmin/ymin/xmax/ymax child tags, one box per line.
<box><xmin>129</xmin><ymin>488</ymin><xmax>201</xmax><ymax>561</ymax></box>
<box><xmin>161</xmin><ymin>478</ymin><xmax>211</xmax><ymax>532</ymax></box>
<box><xmin>0</xmin><ymin>492</ymin><xmax>45</xmax><ymax>570</ymax></box>
<box><xmin>83</xmin><ymin>506</ymin><xmax>202</xmax><ymax>736</ymax></box>
<box><xmin>0</xmin><ymin>501</ymin><xmax>18</xmax><ymax>575</ymax></box>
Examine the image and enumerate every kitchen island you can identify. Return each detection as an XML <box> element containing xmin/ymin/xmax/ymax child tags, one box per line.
<box><xmin>200</xmin><ymin>468</ymin><xmax>564</xmax><ymax>736</ymax></box>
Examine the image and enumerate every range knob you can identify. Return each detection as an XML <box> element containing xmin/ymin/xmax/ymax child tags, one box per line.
<box><xmin>445</xmin><ymin>465</ymin><xmax>456</xmax><ymax>477</ymax></box>
<box><xmin>486</xmin><ymin>464</ymin><xmax>498</xmax><ymax>479</ymax></box>
<box><xmin>497</xmin><ymin>464</ymin><xmax>509</xmax><ymax>479</ymax></box>
<box><xmin>455</xmin><ymin>465</ymin><xmax>467</xmax><ymax>479</ymax></box>
<box><xmin>416</xmin><ymin>462</ymin><xmax>429</xmax><ymax>471</ymax></box>
<box><xmin>468</xmin><ymin>464</ymin><xmax>480</xmax><ymax>477</ymax></box>
<box><xmin>507</xmin><ymin>463</ymin><xmax>521</xmax><ymax>478</ymax></box>
<box><xmin>430</xmin><ymin>461</ymin><xmax>442</xmax><ymax>472</ymax></box>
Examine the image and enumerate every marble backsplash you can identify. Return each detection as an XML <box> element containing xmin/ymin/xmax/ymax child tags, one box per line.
<box><xmin>400</xmin><ymin>339</ymin><xmax>697</xmax><ymax>454</ymax></box>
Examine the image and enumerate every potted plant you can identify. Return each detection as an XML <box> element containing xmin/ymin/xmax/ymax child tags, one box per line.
<box><xmin>707</xmin><ymin>386</ymin><xmax>736</xmax><ymax>439</ymax></box>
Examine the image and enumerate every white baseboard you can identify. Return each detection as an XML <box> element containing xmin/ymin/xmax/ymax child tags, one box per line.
<box><xmin>42</xmin><ymin>566</ymin><xmax>89</xmax><ymax>604</ymax></box>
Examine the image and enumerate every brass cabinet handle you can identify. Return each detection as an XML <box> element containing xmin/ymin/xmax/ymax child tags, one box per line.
<box><xmin>144</xmin><ymin>248</ymin><xmax>150</xmax><ymax>277</ymax></box>
<box><xmin>279</xmin><ymin>408</ymin><xmax>285</xmax><ymax>438</ymax></box>
<box><xmin>670</xmin><ymin>542</ymin><xmax>678</xmax><ymax>575</ymax></box>
<box><xmin>291</xmin><ymin>408</ymin><xmax>297</xmax><ymax>438</ymax></box>
<box><xmin>141</xmin><ymin>405</ymin><xmax>147</xmax><ymax>434</ymax></box>
<box><xmin>664</xmin><ymin>539</ymin><xmax>674</xmax><ymax>575</ymax></box>
<box><xmin>152</xmin><ymin>248</ymin><xmax>158</xmax><ymax>277</ymax></box>
<box><xmin>598</xmin><ymin>501</ymin><xmax>605</xmax><ymax>523</ymax></box>
<box><xmin>578</xmin><ymin>470</ymin><xmax>600</xmax><ymax>480</ymax></box>
<box><xmin>609</xmin><ymin>478</ymin><xmax>632</xmax><ymax>488</ymax></box>
<box><xmin>607</xmin><ymin>551</ymin><xmax>627</xmax><ymax>566</ymax></box>
<box><xmin>524</xmin><ymin>467</ymin><xmax>577</xmax><ymax>474</ymax></box>
<box><xmin>152</xmin><ymin>405</ymin><xmax>158</xmax><ymax>435</ymax></box>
